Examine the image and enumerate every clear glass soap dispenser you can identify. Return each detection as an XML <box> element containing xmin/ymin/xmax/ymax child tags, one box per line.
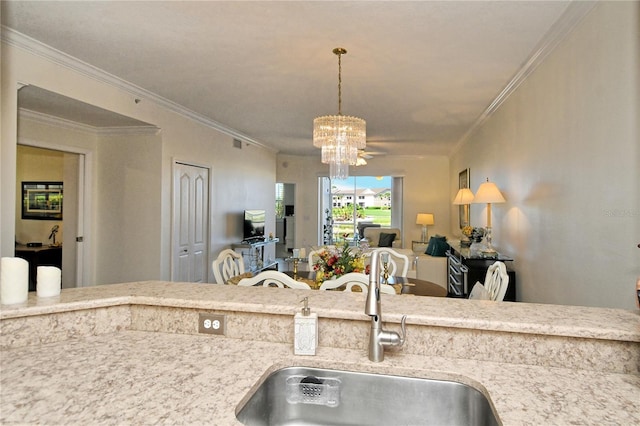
<box><xmin>294</xmin><ymin>297</ymin><xmax>318</xmax><ymax>355</ymax></box>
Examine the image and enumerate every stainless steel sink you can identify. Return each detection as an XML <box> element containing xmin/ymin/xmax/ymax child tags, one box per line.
<box><xmin>236</xmin><ymin>366</ymin><xmax>500</xmax><ymax>426</ymax></box>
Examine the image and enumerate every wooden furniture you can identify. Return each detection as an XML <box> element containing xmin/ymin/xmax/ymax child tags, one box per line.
<box><xmin>446</xmin><ymin>245</ymin><xmax>516</xmax><ymax>301</ymax></box>
<box><xmin>15</xmin><ymin>245</ymin><xmax>62</xmax><ymax>291</ymax></box>
<box><xmin>231</xmin><ymin>238</ymin><xmax>279</xmax><ymax>274</ymax></box>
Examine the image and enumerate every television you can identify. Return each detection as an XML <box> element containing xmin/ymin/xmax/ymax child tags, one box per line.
<box><xmin>243</xmin><ymin>209</ymin><xmax>266</xmax><ymax>241</ymax></box>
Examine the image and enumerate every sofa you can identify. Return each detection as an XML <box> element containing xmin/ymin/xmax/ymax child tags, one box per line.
<box><xmin>362</xmin><ymin>227</ymin><xmax>402</xmax><ymax>249</ymax></box>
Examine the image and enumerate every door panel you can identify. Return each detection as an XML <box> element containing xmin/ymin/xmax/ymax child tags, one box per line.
<box><xmin>173</xmin><ymin>163</ymin><xmax>209</xmax><ymax>283</ymax></box>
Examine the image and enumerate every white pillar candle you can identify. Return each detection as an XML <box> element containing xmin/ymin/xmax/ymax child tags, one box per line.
<box><xmin>0</xmin><ymin>257</ymin><xmax>29</xmax><ymax>305</ymax></box>
<box><xmin>37</xmin><ymin>266</ymin><xmax>62</xmax><ymax>298</ymax></box>
<box><xmin>299</xmin><ymin>248</ymin><xmax>306</xmax><ymax>259</ymax></box>
<box><xmin>292</xmin><ymin>249</ymin><xmax>300</xmax><ymax>258</ymax></box>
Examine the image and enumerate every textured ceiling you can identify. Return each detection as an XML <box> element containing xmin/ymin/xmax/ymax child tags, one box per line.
<box><xmin>2</xmin><ymin>1</ymin><xmax>573</xmax><ymax>157</ymax></box>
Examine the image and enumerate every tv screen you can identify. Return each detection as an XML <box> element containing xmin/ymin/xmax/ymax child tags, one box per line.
<box><xmin>243</xmin><ymin>210</ymin><xmax>266</xmax><ymax>240</ymax></box>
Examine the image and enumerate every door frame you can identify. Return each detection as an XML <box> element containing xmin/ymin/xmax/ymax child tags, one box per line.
<box><xmin>171</xmin><ymin>158</ymin><xmax>213</xmax><ymax>282</ymax></box>
<box><xmin>17</xmin><ymin>137</ymin><xmax>93</xmax><ymax>287</ymax></box>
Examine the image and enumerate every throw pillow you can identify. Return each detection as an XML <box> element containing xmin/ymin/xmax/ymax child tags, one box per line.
<box><xmin>425</xmin><ymin>235</ymin><xmax>449</xmax><ymax>257</ymax></box>
<box><xmin>378</xmin><ymin>232</ymin><xmax>396</xmax><ymax>247</ymax></box>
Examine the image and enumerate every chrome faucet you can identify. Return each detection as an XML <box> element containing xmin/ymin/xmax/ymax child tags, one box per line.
<box><xmin>365</xmin><ymin>249</ymin><xmax>407</xmax><ymax>362</ymax></box>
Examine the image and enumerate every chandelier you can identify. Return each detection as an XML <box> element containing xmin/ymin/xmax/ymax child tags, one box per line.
<box><xmin>313</xmin><ymin>47</ymin><xmax>366</xmax><ymax>180</ymax></box>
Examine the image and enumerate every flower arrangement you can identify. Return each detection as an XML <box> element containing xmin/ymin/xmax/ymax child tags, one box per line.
<box><xmin>313</xmin><ymin>242</ymin><xmax>366</xmax><ymax>280</ymax></box>
<box><xmin>462</xmin><ymin>226</ymin><xmax>485</xmax><ymax>242</ymax></box>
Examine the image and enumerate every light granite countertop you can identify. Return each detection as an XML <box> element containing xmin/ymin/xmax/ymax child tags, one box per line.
<box><xmin>1</xmin><ymin>281</ymin><xmax>639</xmax><ymax>425</ymax></box>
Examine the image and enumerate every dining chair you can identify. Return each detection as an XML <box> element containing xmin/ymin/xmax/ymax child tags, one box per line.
<box><xmin>319</xmin><ymin>272</ymin><xmax>397</xmax><ymax>294</ymax></box>
<box><xmin>364</xmin><ymin>247</ymin><xmax>410</xmax><ymax>278</ymax></box>
<box><xmin>237</xmin><ymin>270</ymin><xmax>311</xmax><ymax>289</ymax></box>
<box><xmin>212</xmin><ymin>249</ymin><xmax>245</xmax><ymax>284</ymax></box>
<box><xmin>469</xmin><ymin>261</ymin><xmax>509</xmax><ymax>301</ymax></box>
<box><xmin>319</xmin><ymin>272</ymin><xmax>368</xmax><ymax>291</ymax></box>
<box><xmin>308</xmin><ymin>249</ymin><xmax>322</xmax><ymax>271</ymax></box>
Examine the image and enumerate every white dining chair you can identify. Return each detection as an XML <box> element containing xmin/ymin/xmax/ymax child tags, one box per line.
<box><xmin>212</xmin><ymin>249</ymin><xmax>245</xmax><ymax>284</ymax></box>
<box><xmin>364</xmin><ymin>247</ymin><xmax>410</xmax><ymax>278</ymax></box>
<box><xmin>469</xmin><ymin>261</ymin><xmax>509</xmax><ymax>301</ymax></box>
<box><xmin>319</xmin><ymin>272</ymin><xmax>368</xmax><ymax>292</ymax></box>
<box><xmin>237</xmin><ymin>270</ymin><xmax>311</xmax><ymax>289</ymax></box>
<box><xmin>319</xmin><ymin>272</ymin><xmax>397</xmax><ymax>294</ymax></box>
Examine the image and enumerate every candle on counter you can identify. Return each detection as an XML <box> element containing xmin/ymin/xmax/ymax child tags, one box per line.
<box><xmin>0</xmin><ymin>257</ymin><xmax>29</xmax><ymax>304</ymax></box>
<box><xmin>292</xmin><ymin>249</ymin><xmax>300</xmax><ymax>259</ymax></box>
<box><xmin>381</xmin><ymin>252</ymin><xmax>389</xmax><ymax>263</ymax></box>
<box><xmin>299</xmin><ymin>248</ymin><xmax>306</xmax><ymax>259</ymax></box>
<box><xmin>37</xmin><ymin>266</ymin><xmax>62</xmax><ymax>298</ymax></box>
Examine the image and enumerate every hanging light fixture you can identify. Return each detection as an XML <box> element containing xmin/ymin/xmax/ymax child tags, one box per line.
<box><xmin>313</xmin><ymin>47</ymin><xmax>366</xmax><ymax>180</ymax></box>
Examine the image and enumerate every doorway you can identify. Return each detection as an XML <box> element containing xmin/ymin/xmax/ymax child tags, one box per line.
<box><xmin>15</xmin><ymin>144</ymin><xmax>86</xmax><ymax>288</ymax></box>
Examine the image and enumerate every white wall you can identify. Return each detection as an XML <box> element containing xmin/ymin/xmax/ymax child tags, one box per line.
<box><xmin>450</xmin><ymin>1</ymin><xmax>640</xmax><ymax>309</ymax></box>
<box><xmin>276</xmin><ymin>154</ymin><xmax>451</xmax><ymax>251</ymax></box>
<box><xmin>1</xmin><ymin>40</ymin><xmax>277</xmax><ymax>284</ymax></box>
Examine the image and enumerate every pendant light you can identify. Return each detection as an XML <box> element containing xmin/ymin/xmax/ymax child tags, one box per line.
<box><xmin>313</xmin><ymin>48</ymin><xmax>366</xmax><ymax>180</ymax></box>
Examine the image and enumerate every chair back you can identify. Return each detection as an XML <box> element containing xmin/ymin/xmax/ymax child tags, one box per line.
<box><xmin>319</xmin><ymin>272</ymin><xmax>368</xmax><ymax>291</ymax></box>
<box><xmin>484</xmin><ymin>261</ymin><xmax>509</xmax><ymax>301</ymax></box>
<box><xmin>364</xmin><ymin>248</ymin><xmax>410</xmax><ymax>277</ymax></box>
<box><xmin>308</xmin><ymin>249</ymin><xmax>322</xmax><ymax>270</ymax></box>
<box><xmin>319</xmin><ymin>272</ymin><xmax>397</xmax><ymax>294</ymax></box>
<box><xmin>237</xmin><ymin>270</ymin><xmax>311</xmax><ymax>289</ymax></box>
<box><xmin>469</xmin><ymin>261</ymin><xmax>509</xmax><ymax>301</ymax></box>
<box><xmin>212</xmin><ymin>249</ymin><xmax>244</xmax><ymax>284</ymax></box>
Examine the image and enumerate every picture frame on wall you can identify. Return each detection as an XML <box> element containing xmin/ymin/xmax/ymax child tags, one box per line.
<box><xmin>21</xmin><ymin>181</ymin><xmax>63</xmax><ymax>220</ymax></box>
<box><xmin>458</xmin><ymin>169</ymin><xmax>470</xmax><ymax>229</ymax></box>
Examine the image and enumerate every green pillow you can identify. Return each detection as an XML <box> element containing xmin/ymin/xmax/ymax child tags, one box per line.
<box><xmin>378</xmin><ymin>232</ymin><xmax>396</xmax><ymax>247</ymax></box>
<box><xmin>425</xmin><ymin>235</ymin><xmax>449</xmax><ymax>257</ymax></box>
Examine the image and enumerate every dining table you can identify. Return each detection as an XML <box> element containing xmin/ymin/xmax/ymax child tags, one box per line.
<box><xmin>282</xmin><ymin>271</ymin><xmax>447</xmax><ymax>297</ymax></box>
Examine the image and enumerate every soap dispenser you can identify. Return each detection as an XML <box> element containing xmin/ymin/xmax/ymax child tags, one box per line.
<box><xmin>294</xmin><ymin>297</ymin><xmax>318</xmax><ymax>356</ymax></box>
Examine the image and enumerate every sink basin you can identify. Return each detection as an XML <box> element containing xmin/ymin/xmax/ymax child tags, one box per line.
<box><xmin>236</xmin><ymin>366</ymin><xmax>500</xmax><ymax>426</ymax></box>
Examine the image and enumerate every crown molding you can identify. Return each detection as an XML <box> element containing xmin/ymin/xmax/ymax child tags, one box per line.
<box><xmin>19</xmin><ymin>108</ymin><xmax>160</xmax><ymax>136</ymax></box>
<box><xmin>450</xmin><ymin>1</ymin><xmax>598</xmax><ymax>155</ymax></box>
<box><xmin>2</xmin><ymin>26</ymin><xmax>273</xmax><ymax>151</ymax></box>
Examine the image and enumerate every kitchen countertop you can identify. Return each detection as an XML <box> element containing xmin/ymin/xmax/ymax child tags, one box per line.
<box><xmin>1</xmin><ymin>281</ymin><xmax>639</xmax><ymax>425</ymax></box>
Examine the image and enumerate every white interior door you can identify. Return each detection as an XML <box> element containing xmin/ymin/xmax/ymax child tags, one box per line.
<box><xmin>172</xmin><ymin>162</ymin><xmax>209</xmax><ymax>282</ymax></box>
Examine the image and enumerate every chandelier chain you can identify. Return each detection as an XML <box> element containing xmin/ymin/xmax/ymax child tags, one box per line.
<box><xmin>337</xmin><ymin>50</ymin><xmax>342</xmax><ymax>115</ymax></box>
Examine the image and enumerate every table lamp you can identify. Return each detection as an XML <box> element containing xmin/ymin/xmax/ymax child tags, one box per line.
<box><xmin>472</xmin><ymin>178</ymin><xmax>505</xmax><ymax>254</ymax></box>
<box><xmin>452</xmin><ymin>188</ymin><xmax>475</xmax><ymax>228</ymax></box>
<box><xmin>416</xmin><ymin>213</ymin><xmax>435</xmax><ymax>243</ymax></box>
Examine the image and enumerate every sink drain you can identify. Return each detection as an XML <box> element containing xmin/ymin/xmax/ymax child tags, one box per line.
<box><xmin>286</xmin><ymin>375</ymin><xmax>341</xmax><ymax>407</ymax></box>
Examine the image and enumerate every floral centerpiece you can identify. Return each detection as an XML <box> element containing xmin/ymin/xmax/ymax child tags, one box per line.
<box><xmin>313</xmin><ymin>242</ymin><xmax>366</xmax><ymax>281</ymax></box>
<box><xmin>462</xmin><ymin>226</ymin><xmax>485</xmax><ymax>244</ymax></box>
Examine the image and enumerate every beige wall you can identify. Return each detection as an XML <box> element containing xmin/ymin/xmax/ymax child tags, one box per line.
<box><xmin>276</xmin><ymin>154</ymin><xmax>452</xmax><ymax>251</ymax></box>
<box><xmin>450</xmin><ymin>2</ymin><xmax>640</xmax><ymax>309</ymax></box>
<box><xmin>1</xmin><ymin>41</ymin><xmax>277</xmax><ymax>284</ymax></box>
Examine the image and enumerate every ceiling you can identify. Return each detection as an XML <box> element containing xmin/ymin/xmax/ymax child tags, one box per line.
<box><xmin>2</xmin><ymin>1</ymin><xmax>573</xmax><ymax>157</ymax></box>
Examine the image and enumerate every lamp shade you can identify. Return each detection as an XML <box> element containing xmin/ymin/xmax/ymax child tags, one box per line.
<box><xmin>453</xmin><ymin>188</ymin><xmax>475</xmax><ymax>205</ymax></box>
<box><xmin>416</xmin><ymin>213</ymin><xmax>435</xmax><ymax>225</ymax></box>
<box><xmin>472</xmin><ymin>181</ymin><xmax>505</xmax><ymax>204</ymax></box>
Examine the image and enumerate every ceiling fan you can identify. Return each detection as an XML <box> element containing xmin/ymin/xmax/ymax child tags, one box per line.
<box><xmin>356</xmin><ymin>148</ymin><xmax>386</xmax><ymax>166</ymax></box>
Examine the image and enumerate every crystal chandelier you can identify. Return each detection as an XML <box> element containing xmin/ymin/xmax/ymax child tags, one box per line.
<box><xmin>313</xmin><ymin>48</ymin><xmax>366</xmax><ymax>180</ymax></box>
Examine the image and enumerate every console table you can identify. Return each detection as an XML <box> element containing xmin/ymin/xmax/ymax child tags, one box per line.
<box><xmin>232</xmin><ymin>238</ymin><xmax>279</xmax><ymax>274</ymax></box>
<box><xmin>446</xmin><ymin>244</ymin><xmax>516</xmax><ymax>301</ymax></box>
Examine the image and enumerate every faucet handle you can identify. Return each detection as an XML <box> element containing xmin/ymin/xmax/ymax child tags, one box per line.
<box><xmin>399</xmin><ymin>315</ymin><xmax>407</xmax><ymax>345</ymax></box>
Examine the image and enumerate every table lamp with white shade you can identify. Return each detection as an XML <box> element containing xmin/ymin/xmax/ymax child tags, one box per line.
<box><xmin>453</xmin><ymin>188</ymin><xmax>475</xmax><ymax>228</ymax></box>
<box><xmin>416</xmin><ymin>213</ymin><xmax>435</xmax><ymax>243</ymax></box>
<box><xmin>472</xmin><ymin>178</ymin><xmax>505</xmax><ymax>254</ymax></box>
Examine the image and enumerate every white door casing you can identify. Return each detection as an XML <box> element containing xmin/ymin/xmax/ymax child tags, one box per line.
<box><xmin>172</xmin><ymin>162</ymin><xmax>209</xmax><ymax>282</ymax></box>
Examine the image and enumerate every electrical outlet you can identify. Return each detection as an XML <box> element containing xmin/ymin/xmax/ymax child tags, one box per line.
<box><xmin>198</xmin><ymin>313</ymin><xmax>226</xmax><ymax>335</ymax></box>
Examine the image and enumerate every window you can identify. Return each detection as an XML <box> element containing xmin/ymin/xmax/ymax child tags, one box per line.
<box><xmin>275</xmin><ymin>183</ymin><xmax>284</xmax><ymax>219</ymax></box>
<box><xmin>319</xmin><ymin>176</ymin><xmax>402</xmax><ymax>245</ymax></box>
